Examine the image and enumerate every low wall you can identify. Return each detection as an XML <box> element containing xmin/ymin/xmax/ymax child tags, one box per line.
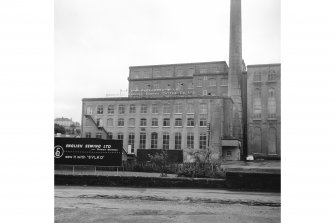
<box><xmin>225</xmin><ymin>171</ymin><xmax>280</xmax><ymax>191</ymax></box>
<box><xmin>55</xmin><ymin>174</ymin><xmax>225</xmax><ymax>189</ymax></box>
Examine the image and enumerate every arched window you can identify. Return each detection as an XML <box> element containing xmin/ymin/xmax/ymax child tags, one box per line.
<box><xmin>253</xmin><ymin>88</ymin><xmax>262</xmax><ymax>119</ymax></box>
<box><xmin>163</xmin><ymin>133</ymin><xmax>169</xmax><ymax>150</ymax></box>
<box><xmin>268</xmin><ymin>128</ymin><xmax>277</xmax><ymax>154</ymax></box>
<box><xmin>199</xmin><ymin>133</ymin><xmax>207</xmax><ymax>149</ymax></box>
<box><xmin>151</xmin><ymin>132</ymin><xmax>158</xmax><ymax>149</ymax></box>
<box><xmin>268</xmin><ymin>88</ymin><xmax>276</xmax><ymax>118</ymax></box>
<box><xmin>128</xmin><ymin>118</ymin><xmax>135</xmax><ymax>127</ymax></box>
<box><xmin>107</xmin><ymin>118</ymin><xmax>113</xmax><ymax>126</ymax></box>
<box><xmin>140</xmin><ymin>118</ymin><xmax>147</xmax><ymax>126</ymax></box>
<box><xmin>117</xmin><ymin>118</ymin><xmax>124</xmax><ymax>126</ymax></box>
<box><xmin>253</xmin><ymin>127</ymin><xmax>262</xmax><ymax>153</ymax></box>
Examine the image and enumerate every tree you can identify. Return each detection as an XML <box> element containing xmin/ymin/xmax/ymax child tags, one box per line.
<box><xmin>54</xmin><ymin>123</ymin><xmax>66</xmax><ymax>134</ymax></box>
<box><xmin>148</xmin><ymin>150</ymin><xmax>169</xmax><ymax>177</ymax></box>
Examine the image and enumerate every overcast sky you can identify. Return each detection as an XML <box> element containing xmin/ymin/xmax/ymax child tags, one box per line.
<box><xmin>55</xmin><ymin>0</ymin><xmax>280</xmax><ymax>123</ymax></box>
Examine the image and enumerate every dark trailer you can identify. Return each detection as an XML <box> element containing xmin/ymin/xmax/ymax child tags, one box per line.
<box><xmin>54</xmin><ymin>138</ymin><xmax>122</xmax><ymax>166</ymax></box>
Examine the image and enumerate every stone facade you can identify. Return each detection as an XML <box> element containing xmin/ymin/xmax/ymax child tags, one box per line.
<box><xmin>246</xmin><ymin>64</ymin><xmax>281</xmax><ymax>155</ymax></box>
<box><xmin>128</xmin><ymin>61</ymin><xmax>229</xmax><ymax>97</ymax></box>
<box><xmin>82</xmin><ymin>96</ymin><xmax>235</xmax><ymax>161</ymax></box>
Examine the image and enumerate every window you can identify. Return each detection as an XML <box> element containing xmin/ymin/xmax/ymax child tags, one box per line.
<box><xmin>128</xmin><ymin>118</ymin><xmax>135</xmax><ymax>127</ymax></box>
<box><xmin>268</xmin><ymin>71</ymin><xmax>276</xmax><ymax>81</ymax></box>
<box><xmin>174</xmin><ymin>104</ymin><xmax>183</xmax><ymax>114</ymax></box>
<box><xmin>107</xmin><ymin>118</ymin><xmax>113</xmax><ymax>126</ymax></box>
<box><xmin>254</xmin><ymin>73</ymin><xmax>261</xmax><ymax>82</ymax></box>
<box><xmin>226</xmin><ymin>150</ymin><xmax>232</xmax><ymax>157</ymax></box>
<box><xmin>163</xmin><ymin>118</ymin><xmax>170</xmax><ymax>127</ymax></box>
<box><xmin>163</xmin><ymin>104</ymin><xmax>171</xmax><ymax>114</ymax></box>
<box><xmin>85</xmin><ymin>132</ymin><xmax>91</xmax><ymax>138</ymax></box>
<box><xmin>140</xmin><ymin>133</ymin><xmax>146</xmax><ymax>149</ymax></box>
<box><xmin>151</xmin><ymin>133</ymin><xmax>158</xmax><ymax>149</ymax></box>
<box><xmin>85</xmin><ymin>118</ymin><xmax>92</xmax><ymax>126</ymax></box>
<box><xmin>187</xmin><ymin>132</ymin><xmax>194</xmax><ymax>149</ymax></box>
<box><xmin>268</xmin><ymin>88</ymin><xmax>276</xmax><ymax>118</ymax></box>
<box><xmin>96</xmin><ymin>118</ymin><xmax>102</xmax><ymax>127</ymax></box>
<box><xmin>199</xmin><ymin>133</ymin><xmax>207</xmax><ymax>149</ymax></box>
<box><xmin>107</xmin><ymin>105</ymin><xmax>114</xmax><ymax>114</ymax></box>
<box><xmin>97</xmin><ymin>105</ymin><xmax>103</xmax><ymax>114</ymax></box>
<box><xmin>140</xmin><ymin>118</ymin><xmax>147</xmax><ymax>126</ymax></box>
<box><xmin>151</xmin><ymin>118</ymin><xmax>158</xmax><ymax>127</ymax></box>
<box><xmin>117</xmin><ymin>133</ymin><xmax>124</xmax><ymax>146</ymax></box>
<box><xmin>175</xmin><ymin>118</ymin><xmax>182</xmax><ymax>127</ymax></box>
<box><xmin>199</xmin><ymin>117</ymin><xmax>207</xmax><ymax>127</ymax></box>
<box><xmin>152</xmin><ymin>104</ymin><xmax>158</xmax><ymax>114</ymax></box>
<box><xmin>175</xmin><ymin>133</ymin><xmax>182</xmax><ymax>150</ymax></box>
<box><xmin>200</xmin><ymin>103</ymin><xmax>207</xmax><ymax>114</ymax></box>
<box><xmin>96</xmin><ymin>133</ymin><xmax>102</xmax><ymax>139</ymax></box>
<box><xmin>129</xmin><ymin>104</ymin><xmax>136</xmax><ymax>113</ymax></box>
<box><xmin>187</xmin><ymin>103</ymin><xmax>194</xmax><ymax>113</ymax></box>
<box><xmin>209</xmin><ymin>78</ymin><xmax>216</xmax><ymax>86</ymax></box>
<box><xmin>220</xmin><ymin>78</ymin><xmax>228</xmax><ymax>86</ymax></box>
<box><xmin>153</xmin><ymin>83</ymin><xmax>159</xmax><ymax>89</ymax></box>
<box><xmin>86</xmin><ymin>106</ymin><xmax>93</xmax><ymax>115</ymax></box>
<box><xmin>163</xmin><ymin>133</ymin><xmax>169</xmax><ymax>150</ymax></box>
<box><xmin>128</xmin><ymin>133</ymin><xmax>135</xmax><ymax>152</ymax></box>
<box><xmin>202</xmin><ymin>90</ymin><xmax>208</xmax><ymax>96</ymax></box>
<box><xmin>117</xmin><ymin>118</ymin><xmax>124</xmax><ymax>126</ymax></box>
<box><xmin>197</xmin><ymin>78</ymin><xmax>202</xmax><ymax>87</ymax></box>
<box><xmin>107</xmin><ymin>132</ymin><xmax>113</xmax><ymax>140</ymax></box>
<box><xmin>269</xmin><ymin>88</ymin><xmax>276</xmax><ymax>98</ymax></box>
<box><xmin>187</xmin><ymin>118</ymin><xmax>194</xmax><ymax>127</ymax></box>
<box><xmin>253</xmin><ymin>88</ymin><xmax>262</xmax><ymax>119</ymax></box>
<box><xmin>140</xmin><ymin>104</ymin><xmax>147</xmax><ymax>113</ymax></box>
<box><xmin>118</xmin><ymin>105</ymin><xmax>125</xmax><ymax>114</ymax></box>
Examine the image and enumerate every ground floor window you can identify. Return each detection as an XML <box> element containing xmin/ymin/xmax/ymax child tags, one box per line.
<box><xmin>151</xmin><ymin>132</ymin><xmax>158</xmax><ymax>149</ymax></box>
<box><xmin>96</xmin><ymin>133</ymin><xmax>102</xmax><ymax>139</ymax></box>
<box><xmin>163</xmin><ymin>133</ymin><xmax>169</xmax><ymax>150</ymax></box>
<box><xmin>140</xmin><ymin>133</ymin><xmax>146</xmax><ymax>149</ymax></box>
<box><xmin>187</xmin><ymin>132</ymin><xmax>194</xmax><ymax>149</ymax></box>
<box><xmin>128</xmin><ymin>133</ymin><xmax>135</xmax><ymax>152</ymax></box>
<box><xmin>107</xmin><ymin>132</ymin><xmax>113</xmax><ymax>139</ymax></box>
<box><xmin>175</xmin><ymin>133</ymin><xmax>182</xmax><ymax>150</ymax></box>
<box><xmin>85</xmin><ymin>132</ymin><xmax>91</xmax><ymax>138</ymax></box>
<box><xmin>199</xmin><ymin>133</ymin><xmax>207</xmax><ymax>149</ymax></box>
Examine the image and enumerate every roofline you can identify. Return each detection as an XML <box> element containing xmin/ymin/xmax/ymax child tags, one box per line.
<box><xmin>247</xmin><ymin>63</ymin><xmax>281</xmax><ymax>68</ymax></box>
<box><xmin>129</xmin><ymin>61</ymin><xmax>228</xmax><ymax>69</ymax></box>
<box><xmin>82</xmin><ymin>95</ymin><xmax>233</xmax><ymax>102</ymax></box>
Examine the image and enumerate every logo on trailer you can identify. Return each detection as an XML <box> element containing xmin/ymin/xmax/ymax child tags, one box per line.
<box><xmin>54</xmin><ymin>145</ymin><xmax>64</xmax><ymax>158</ymax></box>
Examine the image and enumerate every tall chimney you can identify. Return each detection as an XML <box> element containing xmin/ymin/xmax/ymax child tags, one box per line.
<box><xmin>228</xmin><ymin>0</ymin><xmax>243</xmax><ymax>138</ymax></box>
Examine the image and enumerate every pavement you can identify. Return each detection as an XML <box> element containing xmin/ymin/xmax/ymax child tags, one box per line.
<box><xmin>55</xmin><ymin>186</ymin><xmax>281</xmax><ymax>223</ymax></box>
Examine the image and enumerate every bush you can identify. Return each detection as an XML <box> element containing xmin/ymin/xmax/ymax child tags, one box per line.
<box><xmin>177</xmin><ymin>163</ymin><xmax>226</xmax><ymax>179</ymax></box>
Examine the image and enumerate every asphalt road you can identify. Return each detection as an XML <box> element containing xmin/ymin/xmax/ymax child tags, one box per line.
<box><xmin>55</xmin><ymin>186</ymin><xmax>280</xmax><ymax>223</ymax></box>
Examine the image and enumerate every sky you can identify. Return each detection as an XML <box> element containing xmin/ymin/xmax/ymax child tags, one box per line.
<box><xmin>55</xmin><ymin>0</ymin><xmax>280</xmax><ymax>123</ymax></box>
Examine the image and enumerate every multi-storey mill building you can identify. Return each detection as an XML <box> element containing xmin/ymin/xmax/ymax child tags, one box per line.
<box><xmin>82</xmin><ymin>61</ymin><xmax>242</xmax><ymax>161</ymax></box>
<box><xmin>80</xmin><ymin>0</ymin><xmax>281</xmax><ymax>160</ymax></box>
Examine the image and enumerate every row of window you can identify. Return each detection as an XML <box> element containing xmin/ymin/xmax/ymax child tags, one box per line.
<box><xmin>253</xmin><ymin>72</ymin><xmax>278</xmax><ymax>82</ymax></box>
<box><xmin>89</xmin><ymin>103</ymin><xmax>208</xmax><ymax>115</ymax></box>
<box><xmin>197</xmin><ymin>77</ymin><xmax>228</xmax><ymax>87</ymax></box>
<box><xmin>91</xmin><ymin>117</ymin><xmax>208</xmax><ymax>127</ymax></box>
<box><xmin>133</xmin><ymin>78</ymin><xmax>228</xmax><ymax>91</ymax></box>
<box><xmin>85</xmin><ymin>132</ymin><xmax>208</xmax><ymax>150</ymax></box>
<box><xmin>253</xmin><ymin>88</ymin><xmax>276</xmax><ymax>98</ymax></box>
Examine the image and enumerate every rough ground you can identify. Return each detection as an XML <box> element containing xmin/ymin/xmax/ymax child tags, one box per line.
<box><xmin>55</xmin><ymin>186</ymin><xmax>280</xmax><ymax>223</ymax></box>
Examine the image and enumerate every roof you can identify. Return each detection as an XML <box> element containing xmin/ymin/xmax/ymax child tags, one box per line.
<box><xmin>129</xmin><ymin>61</ymin><xmax>228</xmax><ymax>69</ymax></box>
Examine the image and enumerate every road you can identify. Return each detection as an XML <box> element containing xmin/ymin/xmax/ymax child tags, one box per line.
<box><xmin>55</xmin><ymin>186</ymin><xmax>280</xmax><ymax>223</ymax></box>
